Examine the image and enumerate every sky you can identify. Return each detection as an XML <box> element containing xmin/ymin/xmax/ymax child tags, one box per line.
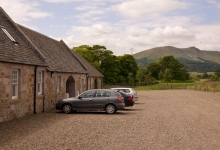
<box><xmin>1</xmin><ymin>0</ymin><xmax>220</xmax><ymax>55</ymax></box>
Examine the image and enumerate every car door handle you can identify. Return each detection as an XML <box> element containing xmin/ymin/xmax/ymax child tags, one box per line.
<box><xmin>89</xmin><ymin>99</ymin><xmax>93</xmax><ymax>101</ymax></box>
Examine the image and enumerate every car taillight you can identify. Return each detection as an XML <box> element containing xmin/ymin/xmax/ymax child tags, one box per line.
<box><xmin>128</xmin><ymin>95</ymin><xmax>133</xmax><ymax>101</ymax></box>
<box><xmin>118</xmin><ymin>97</ymin><xmax>123</xmax><ymax>103</ymax></box>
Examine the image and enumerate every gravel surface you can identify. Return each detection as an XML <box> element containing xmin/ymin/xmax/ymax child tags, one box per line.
<box><xmin>1</xmin><ymin>90</ymin><xmax>220</xmax><ymax>150</ymax></box>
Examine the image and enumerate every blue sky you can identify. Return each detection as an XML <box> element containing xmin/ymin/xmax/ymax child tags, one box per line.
<box><xmin>1</xmin><ymin>0</ymin><xmax>220</xmax><ymax>55</ymax></box>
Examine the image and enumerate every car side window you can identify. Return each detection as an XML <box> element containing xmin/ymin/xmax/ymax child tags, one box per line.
<box><xmin>95</xmin><ymin>91</ymin><xmax>111</xmax><ymax>97</ymax></box>
<box><xmin>80</xmin><ymin>91</ymin><xmax>95</xmax><ymax>98</ymax></box>
<box><xmin>105</xmin><ymin>91</ymin><xmax>111</xmax><ymax>97</ymax></box>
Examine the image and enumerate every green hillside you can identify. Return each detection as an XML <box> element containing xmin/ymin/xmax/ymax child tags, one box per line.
<box><xmin>133</xmin><ymin>46</ymin><xmax>220</xmax><ymax>72</ymax></box>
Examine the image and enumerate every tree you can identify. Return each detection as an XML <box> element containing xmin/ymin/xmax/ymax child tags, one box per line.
<box><xmin>202</xmin><ymin>72</ymin><xmax>209</xmax><ymax>79</ymax></box>
<box><xmin>73</xmin><ymin>45</ymin><xmax>139</xmax><ymax>85</ymax></box>
<box><xmin>73</xmin><ymin>45</ymin><xmax>120</xmax><ymax>84</ymax></box>
<box><xmin>127</xmin><ymin>73</ymin><xmax>135</xmax><ymax>86</ymax></box>
<box><xmin>118</xmin><ymin>54</ymin><xmax>138</xmax><ymax>83</ymax></box>
<box><xmin>136</xmin><ymin>64</ymin><xmax>146</xmax><ymax>86</ymax></box>
<box><xmin>214</xmin><ymin>69</ymin><xmax>220</xmax><ymax>77</ymax></box>
<box><xmin>144</xmin><ymin>72</ymin><xmax>155</xmax><ymax>85</ymax></box>
<box><xmin>163</xmin><ymin>68</ymin><xmax>172</xmax><ymax>84</ymax></box>
<box><xmin>159</xmin><ymin>55</ymin><xmax>189</xmax><ymax>81</ymax></box>
<box><xmin>146</xmin><ymin>62</ymin><xmax>163</xmax><ymax>79</ymax></box>
<box><xmin>158</xmin><ymin>70</ymin><xmax>164</xmax><ymax>85</ymax></box>
<box><xmin>210</xmin><ymin>74</ymin><xmax>219</xmax><ymax>81</ymax></box>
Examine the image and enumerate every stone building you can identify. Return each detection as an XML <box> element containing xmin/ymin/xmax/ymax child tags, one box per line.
<box><xmin>0</xmin><ymin>7</ymin><xmax>104</xmax><ymax>122</ymax></box>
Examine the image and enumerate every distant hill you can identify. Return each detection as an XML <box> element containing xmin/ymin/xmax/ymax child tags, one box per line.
<box><xmin>133</xmin><ymin>46</ymin><xmax>220</xmax><ymax>72</ymax></box>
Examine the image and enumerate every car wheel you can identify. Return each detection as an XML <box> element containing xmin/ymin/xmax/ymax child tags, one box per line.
<box><xmin>62</xmin><ymin>104</ymin><xmax>72</xmax><ymax>114</ymax></box>
<box><xmin>105</xmin><ymin>104</ymin><xmax>116</xmax><ymax>114</ymax></box>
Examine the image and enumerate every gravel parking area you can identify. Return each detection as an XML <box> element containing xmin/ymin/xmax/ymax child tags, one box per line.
<box><xmin>1</xmin><ymin>90</ymin><xmax>220</xmax><ymax>149</ymax></box>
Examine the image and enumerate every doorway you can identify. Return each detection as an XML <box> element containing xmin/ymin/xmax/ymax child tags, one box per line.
<box><xmin>66</xmin><ymin>76</ymin><xmax>75</xmax><ymax>97</ymax></box>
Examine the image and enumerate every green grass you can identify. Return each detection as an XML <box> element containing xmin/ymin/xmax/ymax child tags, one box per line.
<box><xmin>134</xmin><ymin>81</ymin><xmax>220</xmax><ymax>92</ymax></box>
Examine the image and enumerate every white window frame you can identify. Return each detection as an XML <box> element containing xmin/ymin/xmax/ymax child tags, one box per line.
<box><xmin>56</xmin><ymin>76</ymin><xmax>61</xmax><ymax>92</ymax></box>
<box><xmin>38</xmin><ymin>71</ymin><xmax>43</xmax><ymax>94</ymax></box>
<box><xmin>12</xmin><ymin>70</ymin><xmax>18</xmax><ymax>99</ymax></box>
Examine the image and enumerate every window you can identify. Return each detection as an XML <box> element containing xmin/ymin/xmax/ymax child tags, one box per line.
<box><xmin>1</xmin><ymin>25</ymin><xmax>18</xmax><ymax>45</ymax></box>
<box><xmin>38</xmin><ymin>71</ymin><xmax>43</xmax><ymax>94</ymax></box>
<box><xmin>96</xmin><ymin>90</ymin><xmax>111</xmax><ymax>97</ymax></box>
<box><xmin>80</xmin><ymin>91</ymin><xmax>95</xmax><ymax>98</ymax></box>
<box><xmin>56</xmin><ymin>76</ymin><xmax>61</xmax><ymax>92</ymax></box>
<box><xmin>12</xmin><ymin>70</ymin><xmax>18</xmax><ymax>99</ymax></box>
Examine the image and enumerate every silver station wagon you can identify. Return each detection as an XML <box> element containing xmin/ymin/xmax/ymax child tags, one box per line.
<box><xmin>111</xmin><ymin>87</ymin><xmax>138</xmax><ymax>102</ymax></box>
<box><xmin>56</xmin><ymin>89</ymin><xmax>125</xmax><ymax>114</ymax></box>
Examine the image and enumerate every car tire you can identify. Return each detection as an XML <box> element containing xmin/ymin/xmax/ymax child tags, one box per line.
<box><xmin>105</xmin><ymin>104</ymin><xmax>116</xmax><ymax>114</ymax></box>
<box><xmin>62</xmin><ymin>104</ymin><xmax>72</xmax><ymax>114</ymax></box>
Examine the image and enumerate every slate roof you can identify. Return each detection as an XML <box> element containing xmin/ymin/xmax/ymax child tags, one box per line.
<box><xmin>17</xmin><ymin>24</ymin><xmax>87</xmax><ymax>73</ymax></box>
<box><xmin>0</xmin><ymin>7</ymin><xmax>46</xmax><ymax>66</ymax></box>
<box><xmin>0</xmin><ymin>7</ymin><xmax>103</xmax><ymax>77</ymax></box>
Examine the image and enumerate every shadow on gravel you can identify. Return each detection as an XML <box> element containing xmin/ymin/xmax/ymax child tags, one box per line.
<box><xmin>57</xmin><ymin>111</ymin><xmax>132</xmax><ymax>115</ymax></box>
<box><xmin>122</xmin><ymin>108</ymin><xmax>143</xmax><ymax>111</ymax></box>
<box><xmin>134</xmin><ymin>102</ymin><xmax>145</xmax><ymax>105</ymax></box>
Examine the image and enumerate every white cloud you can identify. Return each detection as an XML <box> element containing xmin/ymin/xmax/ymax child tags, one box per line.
<box><xmin>0</xmin><ymin>0</ymin><xmax>52</xmax><ymax>23</ymax></box>
<box><xmin>75</xmin><ymin>10</ymin><xmax>104</xmax><ymax>20</ymax></box>
<box><xmin>207</xmin><ymin>0</ymin><xmax>220</xmax><ymax>9</ymax></box>
<box><xmin>75</xmin><ymin>5</ymin><xmax>98</xmax><ymax>11</ymax></box>
<box><xmin>64</xmin><ymin>23</ymin><xmax>200</xmax><ymax>55</ymax></box>
<box><xmin>189</xmin><ymin>23</ymin><xmax>220</xmax><ymax>50</ymax></box>
<box><xmin>111</xmin><ymin>0</ymin><xmax>190</xmax><ymax>18</ymax></box>
<box><xmin>150</xmin><ymin>26</ymin><xmax>194</xmax><ymax>39</ymax></box>
<box><xmin>44</xmin><ymin>0</ymin><xmax>126</xmax><ymax>3</ymax></box>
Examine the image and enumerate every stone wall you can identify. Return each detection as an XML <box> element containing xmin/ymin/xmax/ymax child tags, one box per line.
<box><xmin>0</xmin><ymin>62</ymin><xmax>36</xmax><ymax>122</ymax></box>
<box><xmin>0</xmin><ymin>62</ymin><xmax>103</xmax><ymax>123</ymax></box>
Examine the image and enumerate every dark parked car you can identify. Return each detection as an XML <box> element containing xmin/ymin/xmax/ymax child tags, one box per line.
<box><xmin>56</xmin><ymin>89</ymin><xmax>125</xmax><ymax>114</ymax></box>
<box><xmin>111</xmin><ymin>88</ymin><xmax>138</xmax><ymax>102</ymax></box>
<box><xmin>118</xmin><ymin>91</ymin><xmax>134</xmax><ymax>107</ymax></box>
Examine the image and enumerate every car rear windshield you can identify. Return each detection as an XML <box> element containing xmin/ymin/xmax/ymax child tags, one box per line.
<box><xmin>117</xmin><ymin>89</ymin><xmax>130</xmax><ymax>93</ymax></box>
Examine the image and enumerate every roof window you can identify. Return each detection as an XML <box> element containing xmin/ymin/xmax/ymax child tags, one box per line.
<box><xmin>1</xmin><ymin>25</ymin><xmax>19</xmax><ymax>45</ymax></box>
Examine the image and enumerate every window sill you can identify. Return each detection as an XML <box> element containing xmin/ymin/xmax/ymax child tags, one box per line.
<box><xmin>9</xmin><ymin>99</ymin><xmax>22</xmax><ymax>104</ymax></box>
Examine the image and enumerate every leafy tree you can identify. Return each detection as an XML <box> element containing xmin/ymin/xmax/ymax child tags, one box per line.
<box><xmin>158</xmin><ymin>70</ymin><xmax>164</xmax><ymax>84</ymax></box>
<box><xmin>145</xmin><ymin>55</ymin><xmax>189</xmax><ymax>81</ymax></box>
<box><xmin>144</xmin><ymin>72</ymin><xmax>155</xmax><ymax>85</ymax></box>
<box><xmin>214</xmin><ymin>69</ymin><xmax>220</xmax><ymax>77</ymax></box>
<box><xmin>118</xmin><ymin>54</ymin><xmax>138</xmax><ymax>83</ymax></box>
<box><xmin>210</xmin><ymin>74</ymin><xmax>219</xmax><ymax>81</ymax></box>
<box><xmin>127</xmin><ymin>73</ymin><xmax>135</xmax><ymax>86</ymax></box>
<box><xmin>73</xmin><ymin>45</ymin><xmax>119</xmax><ymax>84</ymax></box>
<box><xmin>163</xmin><ymin>68</ymin><xmax>172</xmax><ymax>84</ymax></box>
<box><xmin>202</xmin><ymin>72</ymin><xmax>209</xmax><ymax>79</ymax></box>
<box><xmin>146</xmin><ymin>62</ymin><xmax>163</xmax><ymax>79</ymax></box>
<box><xmin>136</xmin><ymin>64</ymin><xmax>146</xmax><ymax>86</ymax></box>
<box><xmin>159</xmin><ymin>55</ymin><xmax>189</xmax><ymax>81</ymax></box>
<box><xmin>100</xmin><ymin>52</ymin><xmax>120</xmax><ymax>84</ymax></box>
<box><xmin>73</xmin><ymin>45</ymin><xmax>138</xmax><ymax>85</ymax></box>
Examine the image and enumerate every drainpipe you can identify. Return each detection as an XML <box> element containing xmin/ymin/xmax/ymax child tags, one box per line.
<box><xmin>34</xmin><ymin>66</ymin><xmax>37</xmax><ymax>114</ymax></box>
<box><xmin>86</xmin><ymin>74</ymin><xmax>89</xmax><ymax>90</ymax></box>
<box><xmin>42</xmin><ymin>95</ymin><xmax>45</xmax><ymax>112</ymax></box>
